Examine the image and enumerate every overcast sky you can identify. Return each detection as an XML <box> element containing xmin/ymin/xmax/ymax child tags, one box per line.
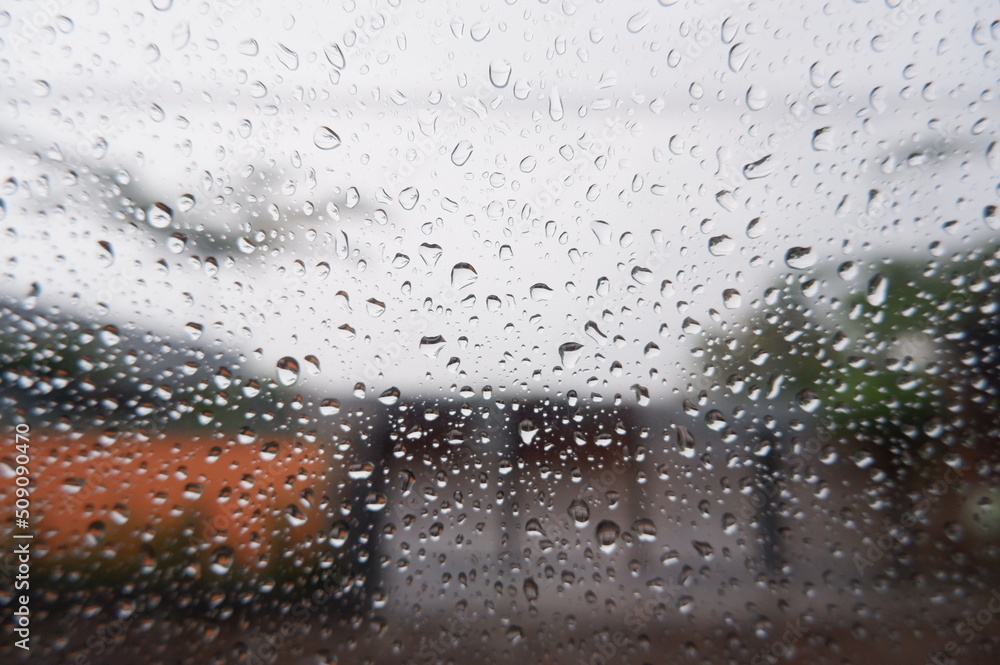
<box><xmin>1</xmin><ymin>0</ymin><xmax>996</xmax><ymax>402</ymax></box>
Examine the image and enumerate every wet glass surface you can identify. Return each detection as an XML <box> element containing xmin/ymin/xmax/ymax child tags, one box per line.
<box><xmin>1</xmin><ymin>1</ymin><xmax>999</xmax><ymax>663</ymax></box>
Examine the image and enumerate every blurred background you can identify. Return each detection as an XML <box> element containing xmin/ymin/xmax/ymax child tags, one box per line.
<box><xmin>1</xmin><ymin>0</ymin><xmax>999</xmax><ymax>663</ymax></box>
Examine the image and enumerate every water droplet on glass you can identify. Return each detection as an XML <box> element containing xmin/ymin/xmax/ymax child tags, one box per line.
<box><xmin>450</xmin><ymin>262</ymin><xmax>478</xmax><ymax>289</ymax></box>
<box><xmin>249</xmin><ymin>81</ymin><xmax>267</xmax><ymax>98</ymax></box>
<box><xmin>97</xmin><ymin>240</ymin><xmax>114</xmax><ymax>267</ymax></box>
<box><xmin>985</xmin><ymin>205</ymin><xmax>999</xmax><ymax>230</ymax></box>
<box><xmin>489</xmin><ymin>59</ymin><xmax>511</xmax><ymax>87</ymax></box>
<box><xmin>558</xmin><ymin>342</ymin><xmax>584</xmax><ymax>368</ymax></box>
<box><xmin>213</xmin><ymin>367</ymin><xmax>232</xmax><ymax>389</ymax></box>
<box><xmin>705</xmin><ymin>409</ymin><xmax>727</xmax><ymax>431</ymax></box>
<box><xmin>632</xmin><ymin>518</ymin><xmax>657</xmax><ymax>542</ymax></box>
<box><xmin>419</xmin><ymin>335</ymin><xmax>446</xmax><ymax>357</ymax></box>
<box><xmin>209</xmin><ymin>546</ymin><xmax>233</xmax><ymax>575</ymax></box>
<box><xmin>276</xmin><ymin>43</ymin><xmax>299</xmax><ymax>70</ymax></box>
<box><xmin>419</xmin><ymin>243</ymin><xmax>443</xmax><ymax>267</ymax></box>
<box><xmin>109</xmin><ymin>505</ymin><xmax>129</xmax><ymax>526</ymax></box>
<box><xmin>84</xmin><ymin>521</ymin><xmax>105</xmax><ymax>546</ymax></box>
<box><xmin>99</xmin><ymin>325</ymin><xmax>120</xmax><ymax>346</ymax></box>
<box><xmin>548</xmin><ymin>88</ymin><xmax>564</xmax><ymax>121</ymax></box>
<box><xmin>584</xmin><ymin>321</ymin><xmax>608</xmax><ymax>345</ymax></box>
<box><xmin>319</xmin><ymin>398</ymin><xmax>341</xmax><ymax>416</ymax></box>
<box><xmin>285</xmin><ymin>505</ymin><xmax>308</xmax><ymax>527</ymax></box>
<box><xmin>525</xmin><ymin>518</ymin><xmax>546</xmax><ymax>537</ymax></box>
<box><xmin>167</xmin><ymin>233</ymin><xmax>187</xmax><ymax>254</ymax></box>
<box><xmin>626</xmin><ymin>11</ymin><xmax>649</xmax><ymax>33</ymax></box>
<box><xmin>378</xmin><ymin>387</ymin><xmax>400</xmax><ymax>405</ymax></box>
<box><xmin>303</xmin><ymin>354</ymin><xmax>320</xmax><ymax>375</ymax></box>
<box><xmin>470</xmin><ymin>21</ymin><xmax>491</xmax><ymax>41</ymax></box>
<box><xmin>746</xmin><ymin>84</ymin><xmax>769</xmax><ymax>110</ymax></box>
<box><xmin>716</xmin><ymin>190</ymin><xmax>737</xmax><ymax>212</ymax></box>
<box><xmin>238</xmin><ymin>38</ymin><xmax>258</xmax><ymax>56</ymax></box>
<box><xmin>812</xmin><ymin>127</ymin><xmax>834</xmax><ymax>151</ymax></box>
<box><xmin>253</xmin><ymin>440</ymin><xmax>279</xmax><ymax>464</ymax></box>
<box><xmin>366</xmin><ymin>298</ymin><xmax>386</xmax><ymax>317</ymax></box>
<box><xmin>785</xmin><ymin>246</ymin><xmax>816</xmax><ymax>270</ymax></box>
<box><xmin>708</xmin><ymin>235</ymin><xmax>735</xmax><ymax>256</ymax></box>
<box><xmin>692</xmin><ymin>540</ymin><xmax>714</xmax><ymax>560</ymax></box>
<box><xmin>345</xmin><ymin>187</ymin><xmax>360</xmax><ymax>209</ymax></box>
<box><xmin>398</xmin><ymin>187</ymin><xmax>419</xmax><ymax>210</ymax></box>
<box><xmin>237</xmin><ymin>236</ymin><xmax>256</xmax><ymax>254</ymax></box>
<box><xmin>743</xmin><ymin>154</ymin><xmax>773</xmax><ymax>179</ymax></box>
<box><xmin>596</xmin><ymin>520</ymin><xmax>620</xmax><ymax>553</ymax></box>
<box><xmin>631</xmin><ymin>266</ymin><xmax>653</xmax><ymax>284</ymax></box>
<box><xmin>529</xmin><ymin>283</ymin><xmax>554</xmax><ymax>301</ymax></box>
<box><xmin>796</xmin><ymin>389</ymin><xmax>821</xmax><ymax>413</ymax></box>
<box><xmin>866</xmin><ymin>273</ymin><xmax>888</xmax><ymax>307</ymax></box>
<box><xmin>147</xmin><ymin>202</ymin><xmax>173</xmax><ymax>228</ymax></box>
<box><xmin>451</xmin><ymin>140</ymin><xmax>473</xmax><ymax>166</ymax></box>
<box><xmin>314</xmin><ymin>126</ymin><xmax>341</xmax><ymax>150</ymax></box>
<box><xmin>568</xmin><ymin>499</ymin><xmax>590</xmax><ymax>526</ymax></box>
<box><xmin>728</xmin><ymin>43</ymin><xmax>750</xmax><ymax>72</ymax></box>
<box><xmin>324</xmin><ymin>43</ymin><xmax>346</xmax><ymax>69</ymax></box>
<box><xmin>329</xmin><ymin>521</ymin><xmax>350</xmax><ymax>547</ymax></box>
<box><xmin>523</xmin><ymin>578</ymin><xmax>539</xmax><ymax>602</ymax></box>
<box><xmin>276</xmin><ymin>356</ymin><xmax>300</xmax><ymax>386</ymax></box>
<box><xmin>591</xmin><ymin>220</ymin><xmax>612</xmax><ymax>245</ymax></box>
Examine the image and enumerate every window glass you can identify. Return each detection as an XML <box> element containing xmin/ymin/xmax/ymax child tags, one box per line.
<box><xmin>1</xmin><ymin>1</ymin><xmax>998</xmax><ymax>664</ymax></box>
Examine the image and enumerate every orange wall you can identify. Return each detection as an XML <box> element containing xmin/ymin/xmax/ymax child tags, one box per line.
<box><xmin>1</xmin><ymin>431</ymin><xmax>334</xmax><ymax>579</ymax></box>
